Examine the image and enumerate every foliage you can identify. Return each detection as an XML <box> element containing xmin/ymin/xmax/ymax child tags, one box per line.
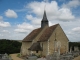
<box><xmin>17</xmin><ymin>53</ymin><xmax>21</xmax><ymax>57</ymax></box>
<box><xmin>37</xmin><ymin>55</ymin><xmax>41</xmax><ymax>58</ymax></box>
<box><xmin>69</xmin><ymin>42</ymin><xmax>80</xmax><ymax>51</ymax></box>
<box><xmin>0</xmin><ymin>39</ymin><xmax>22</xmax><ymax>54</ymax></box>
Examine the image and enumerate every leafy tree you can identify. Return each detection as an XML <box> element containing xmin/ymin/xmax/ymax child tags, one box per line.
<box><xmin>0</xmin><ymin>39</ymin><xmax>22</xmax><ymax>54</ymax></box>
<box><xmin>69</xmin><ymin>42</ymin><xmax>80</xmax><ymax>51</ymax></box>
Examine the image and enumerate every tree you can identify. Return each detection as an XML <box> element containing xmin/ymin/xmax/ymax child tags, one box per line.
<box><xmin>0</xmin><ymin>39</ymin><xmax>22</xmax><ymax>54</ymax></box>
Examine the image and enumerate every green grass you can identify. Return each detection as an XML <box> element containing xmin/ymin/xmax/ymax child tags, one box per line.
<box><xmin>17</xmin><ymin>53</ymin><xmax>21</xmax><ymax>57</ymax></box>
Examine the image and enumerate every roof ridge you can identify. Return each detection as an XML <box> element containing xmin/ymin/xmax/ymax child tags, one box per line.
<box><xmin>38</xmin><ymin>24</ymin><xmax>59</xmax><ymax>41</ymax></box>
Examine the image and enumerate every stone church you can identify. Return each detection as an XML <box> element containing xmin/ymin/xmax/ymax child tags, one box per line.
<box><xmin>20</xmin><ymin>10</ymin><xmax>69</xmax><ymax>56</ymax></box>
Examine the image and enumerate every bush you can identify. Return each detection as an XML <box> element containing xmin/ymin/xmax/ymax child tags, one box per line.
<box><xmin>17</xmin><ymin>53</ymin><xmax>21</xmax><ymax>57</ymax></box>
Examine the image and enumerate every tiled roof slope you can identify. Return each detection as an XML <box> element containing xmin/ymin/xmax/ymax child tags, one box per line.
<box><xmin>23</xmin><ymin>24</ymin><xmax>59</xmax><ymax>42</ymax></box>
<box><xmin>23</xmin><ymin>28</ymin><xmax>41</xmax><ymax>42</ymax></box>
<box><xmin>38</xmin><ymin>24</ymin><xmax>59</xmax><ymax>41</ymax></box>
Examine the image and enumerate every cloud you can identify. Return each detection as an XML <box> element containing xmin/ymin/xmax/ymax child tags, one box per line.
<box><xmin>5</xmin><ymin>9</ymin><xmax>18</xmax><ymax>18</ymax></box>
<box><xmin>15</xmin><ymin>9</ymin><xmax>27</xmax><ymax>12</ymax></box>
<box><xmin>0</xmin><ymin>16</ymin><xmax>11</xmax><ymax>27</ymax></box>
<box><xmin>57</xmin><ymin>8</ymin><xmax>75</xmax><ymax>20</ymax></box>
<box><xmin>26</xmin><ymin>1</ymin><xmax>45</xmax><ymax>17</ymax></box>
<box><xmin>17</xmin><ymin>22</ymin><xmax>34</xmax><ymax>30</ymax></box>
<box><xmin>67</xmin><ymin>24</ymin><xmax>80</xmax><ymax>42</ymax></box>
<box><xmin>62</xmin><ymin>0</ymin><xmax>80</xmax><ymax>8</ymax></box>
<box><xmin>0</xmin><ymin>22</ymin><xmax>11</xmax><ymax>27</ymax></box>
<box><xmin>26</xmin><ymin>1</ymin><xmax>75</xmax><ymax>22</ymax></box>
<box><xmin>0</xmin><ymin>16</ymin><xmax>3</xmax><ymax>21</ymax></box>
<box><xmin>0</xmin><ymin>34</ymin><xmax>3</xmax><ymax>36</ymax></box>
<box><xmin>26</xmin><ymin>14</ymin><xmax>41</xmax><ymax>25</ymax></box>
<box><xmin>14</xmin><ymin>29</ymin><xmax>27</xmax><ymax>33</ymax></box>
<box><xmin>72</xmin><ymin>27</ymin><xmax>80</xmax><ymax>33</ymax></box>
<box><xmin>26</xmin><ymin>14</ymin><xmax>33</xmax><ymax>20</ymax></box>
<box><xmin>2</xmin><ymin>30</ymin><xmax>10</xmax><ymax>33</ymax></box>
<box><xmin>14</xmin><ymin>22</ymin><xmax>34</xmax><ymax>33</ymax></box>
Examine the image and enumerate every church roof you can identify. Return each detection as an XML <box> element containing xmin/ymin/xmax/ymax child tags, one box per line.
<box><xmin>23</xmin><ymin>24</ymin><xmax>59</xmax><ymax>42</ymax></box>
<box><xmin>38</xmin><ymin>24</ymin><xmax>58</xmax><ymax>41</ymax></box>
<box><xmin>28</xmin><ymin>42</ymin><xmax>42</xmax><ymax>51</ymax></box>
<box><xmin>23</xmin><ymin>28</ymin><xmax>41</xmax><ymax>42</ymax></box>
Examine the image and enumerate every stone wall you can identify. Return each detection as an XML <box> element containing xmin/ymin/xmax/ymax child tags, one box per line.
<box><xmin>21</xmin><ymin>42</ymin><xmax>32</xmax><ymax>56</ymax></box>
<box><xmin>49</xmin><ymin>24</ymin><xmax>69</xmax><ymax>54</ymax></box>
<box><xmin>41</xmin><ymin>41</ymin><xmax>48</xmax><ymax>56</ymax></box>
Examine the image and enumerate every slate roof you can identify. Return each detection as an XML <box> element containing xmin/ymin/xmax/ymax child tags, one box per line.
<box><xmin>22</xmin><ymin>24</ymin><xmax>59</xmax><ymax>42</ymax></box>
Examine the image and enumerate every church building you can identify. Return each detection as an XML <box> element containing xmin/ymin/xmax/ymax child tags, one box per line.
<box><xmin>20</xmin><ymin>10</ymin><xmax>69</xmax><ymax>56</ymax></box>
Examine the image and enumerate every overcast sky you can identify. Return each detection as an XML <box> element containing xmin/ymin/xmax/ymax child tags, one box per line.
<box><xmin>0</xmin><ymin>0</ymin><xmax>80</xmax><ymax>42</ymax></box>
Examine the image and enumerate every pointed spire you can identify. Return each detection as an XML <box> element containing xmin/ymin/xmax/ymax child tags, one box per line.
<box><xmin>41</xmin><ymin>10</ymin><xmax>49</xmax><ymax>28</ymax></box>
<box><xmin>42</xmin><ymin>10</ymin><xmax>48</xmax><ymax>21</ymax></box>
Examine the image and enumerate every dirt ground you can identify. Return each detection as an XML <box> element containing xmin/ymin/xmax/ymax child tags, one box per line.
<box><xmin>10</xmin><ymin>53</ymin><xmax>23</xmax><ymax>60</ymax></box>
<box><xmin>73</xmin><ymin>56</ymin><xmax>80</xmax><ymax>60</ymax></box>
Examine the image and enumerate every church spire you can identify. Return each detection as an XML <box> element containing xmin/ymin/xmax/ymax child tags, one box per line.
<box><xmin>41</xmin><ymin>10</ymin><xmax>49</xmax><ymax>28</ymax></box>
<box><xmin>42</xmin><ymin>10</ymin><xmax>48</xmax><ymax>21</ymax></box>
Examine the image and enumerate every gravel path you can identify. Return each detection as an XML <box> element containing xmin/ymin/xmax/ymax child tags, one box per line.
<box><xmin>10</xmin><ymin>53</ymin><xmax>23</xmax><ymax>60</ymax></box>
